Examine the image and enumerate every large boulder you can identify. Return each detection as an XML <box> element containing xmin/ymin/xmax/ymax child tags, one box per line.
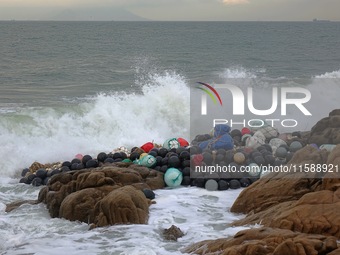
<box><xmin>38</xmin><ymin>164</ymin><xmax>164</xmax><ymax>226</ymax></box>
<box><xmin>308</xmin><ymin>109</ymin><xmax>340</xmax><ymax>146</ymax></box>
<box><xmin>231</xmin><ymin>145</ymin><xmax>340</xmax><ymax>238</ymax></box>
<box><xmin>184</xmin><ymin>227</ymin><xmax>338</xmax><ymax>255</ymax></box>
<box><xmin>231</xmin><ymin>145</ymin><xmax>328</xmax><ymax>214</ymax></box>
<box><xmin>92</xmin><ymin>185</ymin><xmax>149</xmax><ymax>227</ymax></box>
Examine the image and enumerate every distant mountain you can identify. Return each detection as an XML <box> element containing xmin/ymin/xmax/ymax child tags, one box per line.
<box><xmin>50</xmin><ymin>8</ymin><xmax>149</xmax><ymax>21</ymax></box>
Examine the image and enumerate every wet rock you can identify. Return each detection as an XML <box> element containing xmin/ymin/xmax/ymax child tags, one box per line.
<box><xmin>163</xmin><ymin>225</ymin><xmax>184</xmax><ymax>241</ymax></box>
<box><xmin>309</xmin><ymin>109</ymin><xmax>340</xmax><ymax>146</ymax></box>
<box><xmin>39</xmin><ymin>164</ymin><xmax>164</xmax><ymax>224</ymax></box>
<box><xmin>5</xmin><ymin>200</ymin><xmax>39</xmax><ymax>213</ymax></box>
<box><xmin>184</xmin><ymin>227</ymin><xmax>338</xmax><ymax>255</ymax></box>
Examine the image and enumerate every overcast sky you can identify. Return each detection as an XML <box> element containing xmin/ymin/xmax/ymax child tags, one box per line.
<box><xmin>0</xmin><ymin>0</ymin><xmax>339</xmax><ymax>21</ymax></box>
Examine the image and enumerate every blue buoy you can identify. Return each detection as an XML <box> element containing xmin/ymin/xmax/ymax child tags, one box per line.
<box><xmin>164</xmin><ymin>168</ymin><xmax>183</xmax><ymax>188</ymax></box>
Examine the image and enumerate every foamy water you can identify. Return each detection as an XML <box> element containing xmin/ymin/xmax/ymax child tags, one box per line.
<box><xmin>0</xmin><ymin>184</ymin><xmax>247</xmax><ymax>255</ymax></box>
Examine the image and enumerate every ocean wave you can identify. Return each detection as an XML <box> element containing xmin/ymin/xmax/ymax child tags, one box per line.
<box><xmin>314</xmin><ymin>69</ymin><xmax>340</xmax><ymax>78</ymax></box>
<box><xmin>0</xmin><ymin>71</ymin><xmax>190</xmax><ymax>177</ymax></box>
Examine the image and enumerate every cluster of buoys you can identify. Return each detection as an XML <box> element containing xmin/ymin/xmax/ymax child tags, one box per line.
<box><xmin>19</xmin><ymin>122</ymin><xmax>337</xmax><ymax>192</ymax></box>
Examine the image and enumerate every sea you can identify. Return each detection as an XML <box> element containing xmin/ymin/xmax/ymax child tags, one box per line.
<box><xmin>0</xmin><ymin>21</ymin><xmax>340</xmax><ymax>254</ymax></box>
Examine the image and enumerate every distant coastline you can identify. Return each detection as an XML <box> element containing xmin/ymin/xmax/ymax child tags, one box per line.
<box><xmin>313</xmin><ymin>18</ymin><xmax>331</xmax><ymax>22</ymax></box>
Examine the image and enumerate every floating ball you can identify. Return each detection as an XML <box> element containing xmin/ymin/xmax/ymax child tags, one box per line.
<box><xmin>275</xmin><ymin>147</ymin><xmax>288</xmax><ymax>158</ymax></box>
<box><xmin>231</xmin><ymin>129</ymin><xmax>242</xmax><ymax>138</ymax></box>
<box><xmin>181</xmin><ymin>160</ymin><xmax>190</xmax><ymax>168</ymax></box>
<box><xmin>76</xmin><ymin>163</ymin><xmax>84</xmax><ymax>170</ymax></box>
<box><xmin>168</xmin><ymin>156</ymin><xmax>181</xmax><ymax>168</ymax></box>
<box><xmin>289</xmin><ymin>141</ymin><xmax>303</xmax><ymax>152</ymax></box>
<box><xmin>86</xmin><ymin>159</ymin><xmax>98</xmax><ymax>168</ymax></box>
<box><xmin>21</xmin><ymin>168</ymin><xmax>29</xmax><ymax>177</ymax></box>
<box><xmin>264</xmin><ymin>155</ymin><xmax>275</xmax><ymax>165</ymax></box>
<box><xmin>160</xmin><ymin>165</ymin><xmax>168</xmax><ymax>173</ymax></box>
<box><xmin>179</xmin><ymin>151</ymin><xmax>190</xmax><ymax>161</ymax></box>
<box><xmin>97</xmin><ymin>152</ymin><xmax>108</xmax><ymax>162</ymax></box>
<box><xmin>229</xmin><ymin>180</ymin><xmax>241</xmax><ymax>189</ymax></box>
<box><xmin>286</xmin><ymin>152</ymin><xmax>294</xmax><ymax>162</ymax></box>
<box><xmin>218</xmin><ymin>180</ymin><xmax>229</xmax><ymax>190</ymax></box>
<box><xmin>138</xmin><ymin>155</ymin><xmax>157</xmax><ymax>168</ymax></box>
<box><xmin>148</xmin><ymin>150</ymin><xmax>158</xmax><ymax>158</ymax></box>
<box><xmin>60</xmin><ymin>166</ymin><xmax>70</xmax><ymax>172</ymax></box>
<box><xmin>193</xmin><ymin>178</ymin><xmax>205</xmax><ymax>188</ymax></box>
<box><xmin>163</xmin><ymin>138</ymin><xmax>180</xmax><ymax>150</ymax></box>
<box><xmin>215</xmin><ymin>153</ymin><xmax>225</xmax><ymax>163</ymax></box>
<box><xmin>82</xmin><ymin>155</ymin><xmax>92</xmax><ymax>165</ymax></box>
<box><xmin>158</xmin><ymin>148</ymin><xmax>168</xmax><ymax>157</ymax></box>
<box><xmin>181</xmin><ymin>176</ymin><xmax>191</xmax><ymax>186</ymax></box>
<box><xmin>139</xmin><ymin>153</ymin><xmax>148</xmax><ymax>159</ymax></box>
<box><xmin>129</xmin><ymin>152</ymin><xmax>140</xmax><ymax>161</ymax></box>
<box><xmin>182</xmin><ymin>167</ymin><xmax>190</xmax><ymax>176</ymax></box>
<box><xmin>240</xmin><ymin>178</ymin><xmax>251</xmax><ymax>187</ymax></box>
<box><xmin>104</xmin><ymin>158</ymin><xmax>115</xmax><ymax>163</ymax></box>
<box><xmin>188</xmin><ymin>146</ymin><xmax>201</xmax><ymax>155</ymax></box>
<box><xmin>75</xmin><ymin>154</ymin><xmax>83</xmax><ymax>160</ymax></box>
<box><xmin>62</xmin><ymin>161</ymin><xmax>72</xmax><ymax>168</ymax></box>
<box><xmin>71</xmin><ymin>163</ymin><xmax>79</xmax><ymax>170</ymax></box>
<box><xmin>43</xmin><ymin>177</ymin><xmax>50</xmax><ymax>185</ymax></box>
<box><xmin>50</xmin><ymin>169</ymin><xmax>60</xmax><ymax>176</ymax></box>
<box><xmin>164</xmin><ymin>168</ymin><xmax>183</xmax><ymax>188</ymax></box>
<box><xmin>19</xmin><ymin>177</ymin><xmax>28</xmax><ymax>184</ymax></box>
<box><xmin>205</xmin><ymin>179</ymin><xmax>218</xmax><ymax>191</ymax></box>
<box><xmin>254</xmin><ymin>156</ymin><xmax>265</xmax><ymax>166</ymax></box>
<box><xmin>241</xmin><ymin>128</ymin><xmax>251</xmax><ymax>136</ymax></box>
<box><xmin>141</xmin><ymin>142</ymin><xmax>154</xmax><ymax>153</ymax></box>
<box><xmin>292</xmin><ymin>131</ymin><xmax>301</xmax><ymax>138</ymax></box>
<box><xmin>35</xmin><ymin>168</ymin><xmax>47</xmax><ymax>179</ymax></box>
<box><xmin>161</xmin><ymin>157</ymin><xmax>169</xmax><ymax>166</ymax></box>
<box><xmin>155</xmin><ymin>156</ymin><xmax>163</xmax><ymax>166</ymax></box>
<box><xmin>177</xmin><ymin>137</ymin><xmax>189</xmax><ymax>147</ymax></box>
<box><xmin>32</xmin><ymin>177</ymin><xmax>43</xmax><ymax>187</ymax></box>
<box><xmin>248</xmin><ymin>163</ymin><xmax>261</xmax><ymax>177</ymax></box>
<box><xmin>234</xmin><ymin>152</ymin><xmax>246</xmax><ymax>165</ymax></box>
<box><xmin>142</xmin><ymin>189</ymin><xmax>155</xmax><ymax>200</ymax></box>
<box><xmin>202</xmin><ymin>152</ymin><xmax>213</xmax><ymax>165</ymax></box>
<box><xmin>71</xmin><ymin>158</ymin><xmax>81</xmax><ymax>165</ymax></box>
<box><xmin>225</xmin><ymin>150</ymin><xmax>234</xmax><ymax>164</ymax></box>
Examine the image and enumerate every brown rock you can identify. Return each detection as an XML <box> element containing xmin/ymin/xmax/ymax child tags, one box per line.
<box><xmin>5</xmin><ymin>200</ymin><xmax>39</xmax><ymax>213</ymax></box>
<box><xmin>59</xmin><ymin>185</ymin><xmax>119</xmax><ymax>223</ymax></box>
<box><xmin>184</xmin><ymin>227</ymin><xmax>338</xmax><ymax>255</ymax></box>
<box><xmin>309</xmin><ymin>109</ymin><xmax>340</xmax><ymax>146</ymax></box>
<box><xmin>234</xmin><ymin>188</ymin><xmax>340</xmax><ymax>237</ymax></box>
<box><xmin>29</xmin><ymin>161</ymin><xmax>45</xmax><ymax>173</ymax></box>
<box><xmin>92</xmin><ymin>185</ymin><xmax>149</xmax><ymax>227</ymax></box>
<box><xmin>321</xmin><ymin>145</ymin><xmax>340</xmax><ymax>190</ymax></box>
<box><xmin>163</xmin><ymin>225</ymin><xmax>184</xmax><ymax>241</ymax></box>
<box><xmin>231</xmin><ymin>145</ymin><xmax>327</xmax><ymax>214</ymax></box>
<box><xmin>40</xmin><ymin>165</ymin><xmax>164</xmax><ymax>221</ymax></box>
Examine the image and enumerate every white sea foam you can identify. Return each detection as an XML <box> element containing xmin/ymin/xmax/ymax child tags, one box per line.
<box><xmin>0</xmin><ymin>72</ymin><xmax>190</xmax><ymax>177</ymax></box>
<box><xmin>0</xmin><ymin>186</ymin><xmax>246</xmax><ymax>254</ymax></box>
<box><xmin>314</xmin><ymin>69</ymin><xmax>340</xmax><ymax>78</ymax></box>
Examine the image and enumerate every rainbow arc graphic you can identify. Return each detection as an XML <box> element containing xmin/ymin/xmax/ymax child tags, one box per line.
<box><xmin>196</xmin><ymin>82</ymin><xmax>223</xmax><ymax>106</ymax></box>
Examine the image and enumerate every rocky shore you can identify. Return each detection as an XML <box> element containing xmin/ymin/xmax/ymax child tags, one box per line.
<box><xmin>185</xmin><ymin>109</ymin><xmax>340</xmax><ymax>255</ymax></box>
<box><xmin>6</xmin><ymin>109</ymin><xmax>340</xmax><ymax>254</ymax></box>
